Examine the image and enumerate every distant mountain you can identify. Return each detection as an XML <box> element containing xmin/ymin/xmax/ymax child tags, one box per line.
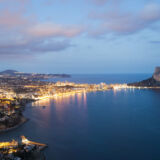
<box><xmin>128</xmin><ymin>67</ymin><xmax>160</xmax><ymax>87</ymax></box>
<box><xmin>0</xmin><ymin>70</ymin><xmax>18</xmax><ymax>75</ymax></box>
<box><xmin>0</xmin><ymin>69</ymin><xmax>71</xmax><ymax>79</ymax></box>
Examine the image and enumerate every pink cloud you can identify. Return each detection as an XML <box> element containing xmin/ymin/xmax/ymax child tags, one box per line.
<box><xmin>27</xmin><ymin>23</ymin><xmax>84</xmax><ymax>38</ymax></box>
<box><xmin>0</xmin><ymin>10</ymin><xmax>28</xmax><ymax>28</ymax></box>
<box><xmin>89</xmin><ymin>3</ymin><xmax>160</xmax><ymax>36</ymax></box>
<box><xmin>0</xmin><ymin>4</ymin><xmax>85</xmax><ymax>57</ymax></box>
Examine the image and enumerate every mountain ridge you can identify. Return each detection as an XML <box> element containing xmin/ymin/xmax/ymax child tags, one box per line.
<box><xmin>0</xmin><ymin>70</ymin><xmax>18</xmax><ymax>75</ymax></box>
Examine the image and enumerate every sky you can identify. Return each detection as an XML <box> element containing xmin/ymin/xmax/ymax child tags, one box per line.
<box><xmin>0</xmin><ymin>0</ymin><xmax>160</xmax><ymax>74</ymax></box>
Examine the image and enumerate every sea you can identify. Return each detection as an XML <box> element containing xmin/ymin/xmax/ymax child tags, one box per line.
<box><xmin>2</xmin><ymin>74</ymin><xmax>160</xmax><ymax>160</ymax></box>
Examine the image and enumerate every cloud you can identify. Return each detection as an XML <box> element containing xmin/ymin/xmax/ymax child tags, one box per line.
<box><xmin>90</xmin><ymin>0</ymin><xmax>108</xmax><ymax>5</ymax></box>
<box><xmin>0</xmin><ymin>5</ymin><xmax>84</xmax><ymax>58</ymax></box>
<box><xmin>150</xmin><ymin>41</ymin><xmax>160</xmax><ymax>44</ymax></box>
<box><xmin>88</xmin><ymin>0</ymin><xmax>121</xmax><ymax>6</ymax></box>
<box><xmin>0</xmin><ymin>10</ymin><xmax>29</xmax><ymax>29</ymax></box>
<box><xmin>27</xmin><ymin>23</ymin><xmax>84</xmax><ymax>38</ymax></box>
<box><xmin>0</xmin><ymin>39</ymin><xmax>72</xmax><ymax>56</ymax></box>
<box><xmin>0</xmin><ymin>10</ymin><xmax>74</xmax><ymax>55</ymax></box>
<box><xmin>89</xmin><ymin>3</ymin><xmax>160</xmax><ymax>36</ymax></box>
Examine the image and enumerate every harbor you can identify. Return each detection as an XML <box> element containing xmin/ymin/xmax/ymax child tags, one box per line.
<box><xmin>0</xmin><ymin>136</ymin><xmax>47</xmax><ymax>160</ymax></box>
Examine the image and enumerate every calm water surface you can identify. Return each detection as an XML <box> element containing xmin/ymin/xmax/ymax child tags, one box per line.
<box><xmin>2</xmin><ymin>74</ymin><xmax>160</xmax><ymax>160</ymax></box>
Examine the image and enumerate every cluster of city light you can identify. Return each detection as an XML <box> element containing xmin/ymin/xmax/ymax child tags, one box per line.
<box><xmin>0</xmin><ymin>140</ymin><xmax>18</xmax><ymax>149</ymax></box>
<box><xmin>1</xmin><ymin>81</ymin><xmax>160</xmax><ymax>102</ymax></box>
<box><xmin>112</xmin><ymin>84</ymin><xmax>160</xmax><ymax>90</ymax></box>
<box><xmin>111</xmin><ymin>84</ymin><xmax>129</xmax><ymax>90</ymax></box>
<box><xmin>21</xmin><ymin>136</ymin><xmax>45</xmax><ymax>146</ymax></box>
<box><xmin>0</xmin><ymin>136</ymin><xmax>46</xmax><ymax>154</ymax></box>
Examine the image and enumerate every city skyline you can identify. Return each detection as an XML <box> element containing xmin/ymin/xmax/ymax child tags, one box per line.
<box><xmin>0</xmin><ymin>0</ymin><xmax>160</xmax><ymax>73</ymax></box>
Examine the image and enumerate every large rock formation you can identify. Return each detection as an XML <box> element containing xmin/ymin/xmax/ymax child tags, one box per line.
<box><xmin>128</xmin><ymin>67</ymin><xmax>160</xmax><ymax>87</ymax></box>
<box><xmin>153</xmin><ymin>67</ymin><xmax>160</xmax><ymax>82</ymax></box>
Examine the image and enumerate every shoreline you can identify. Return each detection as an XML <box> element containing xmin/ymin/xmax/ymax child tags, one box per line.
<box><xmin>126</xmin><ymin>86</ymin><xmax>160</xmax><ymax>89</ymax></box>
<box><xmin>1</xmin><ymin>84</ymin><xmax>160</xmax><ymax>134</ymax></box>
<box><xmin>30</xmin><ymin>86</ymin><xmax>160</xmax><ymax>102</ymax></box>
<box><xmin>0</xmin><ymin>116</ymin><xmax>29</xmax><ymax>134</ymax></box>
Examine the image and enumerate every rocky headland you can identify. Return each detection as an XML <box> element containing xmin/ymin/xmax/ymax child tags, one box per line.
<box><xmin>128</xmin><ymin>67</ymin><xmax>160</xmax><ymax>87</ymax></box>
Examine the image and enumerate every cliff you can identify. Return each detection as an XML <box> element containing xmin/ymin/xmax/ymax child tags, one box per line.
<box><xmin>153</xmin><ymin>67</ymin><xmax>160</xmax><ymax>82</ymax></box>
<box><xmin>128</xmin><ymin>67</ymin><xmax>160</xmax><ymax>87</ymax></box>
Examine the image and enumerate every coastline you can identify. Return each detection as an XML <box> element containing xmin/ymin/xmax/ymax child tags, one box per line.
<box><xmin>0</xmin><ymin>116</ymin><xmax>29</xmax><ymax>134</ymax></box>
<box><xmin>1</xmin><ymin>84</ymin><xmax>160</xmax><ymax>135</ymax></box>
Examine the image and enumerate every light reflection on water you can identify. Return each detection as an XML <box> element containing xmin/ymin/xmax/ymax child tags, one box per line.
<box><xmin>30</xmin><ymin>92</ymin><xmax>88</xmax><ymax>126</ymax></box>
<box><xmin>31</xmin><ymin>99</ymin><xmax>52</xmax><ymax>124</ymax></box>
<box><xmin>2</xmin><ymin>74</ymin><xmax>160</xmax><ymax>160</ymax></box>
<box><xmin>33</xmin><ymin>91</ymin><xmax>87</xmax><ymax>109</ymax></box>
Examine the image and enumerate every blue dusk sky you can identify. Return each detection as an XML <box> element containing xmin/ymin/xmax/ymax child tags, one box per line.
<box><xmin>0</xmin><ymin>0</ymin><xmax>160</xmax><ymax>74</ymax></box>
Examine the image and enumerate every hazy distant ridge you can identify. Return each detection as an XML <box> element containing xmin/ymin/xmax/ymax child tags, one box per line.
<box><xmin>0</xmin><ymin>70</ymin><xmax>71</xmax><ymax>78</ymax></box>
<box><xmin>0</xmin><ymin>70</ymin><xmax>18</xmax><ymax>75</ymax></box>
